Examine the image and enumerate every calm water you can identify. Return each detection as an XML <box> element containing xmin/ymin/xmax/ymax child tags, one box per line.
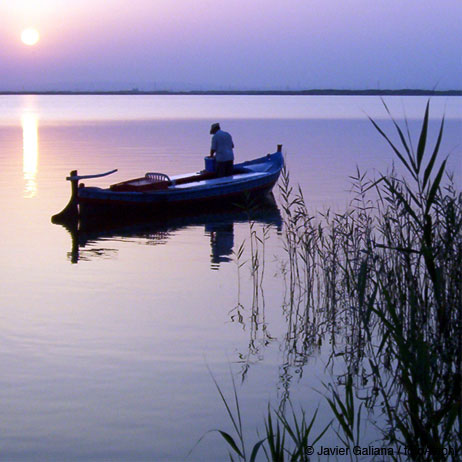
<box><xmin>1</xmin><ymin>95</ymin><xmax>460</xmax><ymax>461</ymax></box>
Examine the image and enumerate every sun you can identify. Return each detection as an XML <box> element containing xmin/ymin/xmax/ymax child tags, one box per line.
<box><xmin>21</xmin><ymin>28</ymin><xmax>40</xmax><ymax>46</ymax></box>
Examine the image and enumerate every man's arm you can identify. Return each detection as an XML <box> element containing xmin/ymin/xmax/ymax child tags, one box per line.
<box><xmin>210</xmin><ymin>135</ymin><xmax>217</xmax><ymax>157</ymax></box>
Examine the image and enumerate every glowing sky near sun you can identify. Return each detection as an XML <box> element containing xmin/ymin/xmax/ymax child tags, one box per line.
<box><xmin>1</xmin><ymin>0</ymin><xmax>461</xmax><ymax>91</ymax></box>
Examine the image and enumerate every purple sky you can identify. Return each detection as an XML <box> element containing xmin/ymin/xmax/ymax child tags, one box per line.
<box><xmin>1</xmin><ymin>0</ymin><xmax>461</xmax><ymax>91</ymax></box>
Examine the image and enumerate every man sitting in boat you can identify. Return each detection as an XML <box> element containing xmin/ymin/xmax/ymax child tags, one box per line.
<box><xmin>209</xmin><ymin>123</ymin><xmax>234</xmax><ymax>177</ymax></box>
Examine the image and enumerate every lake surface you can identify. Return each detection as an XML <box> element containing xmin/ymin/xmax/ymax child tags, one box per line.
<box><xmin>1</xmin><ymin>95</ymin><xmax>460</xmax><ymax>461</ymax></box>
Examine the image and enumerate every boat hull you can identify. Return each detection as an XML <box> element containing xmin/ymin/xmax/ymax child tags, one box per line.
<box><xmin>54</xmin><ymin>150</ymin><xmax>284</xmax><ymax>222</ymax></box>
<box><xmin>79</xmin><ymin>172</ymin><xmax>279</xmax><ymax>219</ymax></box>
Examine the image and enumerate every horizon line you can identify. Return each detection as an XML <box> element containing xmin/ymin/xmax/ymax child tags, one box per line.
<box><xmin>1</xmin><ymin>89</ymin><xmax>461</xmax><ymax>96</ymax></box>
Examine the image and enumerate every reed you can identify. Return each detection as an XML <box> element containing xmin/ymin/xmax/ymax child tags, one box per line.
<box><xmin>324</xmin><ymin>373</ymin><xmax>364</xmax><ymax>462</ymax></box>
<box><xmin>212</xmin><ymin>100</ymin><xmax>461</xmax><ymax>461</ymax></box>
<box><xmin>358</xmin><ymin>101</ymin><xmax>461</xmax><ymax>461</ymax></box>
<box><xmin>278</xmin><ymin>100</ymin><xmax>461</xmax><ymax>460</ymax></box>
<box><xmin>206</xmin><ymin>369</ymin><xmax>330</xmax><ymax>461</ymax></box>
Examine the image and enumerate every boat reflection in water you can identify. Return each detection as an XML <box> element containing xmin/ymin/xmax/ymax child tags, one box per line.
<box><xmin>58</xmin><ymin>196</ymin><xmax>282</xmax><ymax>265</ymax></box>
<box><xmin>208</xmin><ymin>222</ymin><xmax>234</xmax><ymax>269</ymax></box>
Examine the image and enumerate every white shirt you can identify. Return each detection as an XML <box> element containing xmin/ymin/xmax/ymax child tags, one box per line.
<box><xmin>211</xmin><ymin>130</ymin><xmax>234</xmax><ymax>162</ymax></box>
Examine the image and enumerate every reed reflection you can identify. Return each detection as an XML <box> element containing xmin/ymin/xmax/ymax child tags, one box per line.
<box><xmin>22</xmin><ymin>113</ymin><xmax>39</xmax><ymax>198</ymax></box>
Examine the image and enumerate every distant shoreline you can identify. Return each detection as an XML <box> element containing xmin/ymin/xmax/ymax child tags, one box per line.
<box><xmin>0</xmin><ymin>89</ymin><xmax>461</xmax><ymax>96</ymax></box>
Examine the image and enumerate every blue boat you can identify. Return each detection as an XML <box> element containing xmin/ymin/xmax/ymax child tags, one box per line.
<box><xmin>52</xmin><ymin>145</ymin><xmax>284</xmax><ymax>223</ymax></box>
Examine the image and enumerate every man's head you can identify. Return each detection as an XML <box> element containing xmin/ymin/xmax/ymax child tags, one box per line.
<box><xmin>210</xmin><ymin>123</ymin><xmax>220</xmax><ymax>134</ymax></box>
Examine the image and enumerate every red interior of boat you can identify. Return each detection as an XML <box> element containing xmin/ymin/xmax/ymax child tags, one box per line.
<box><xmin>110</xmin><ymin>171</ymin><xmax>217</xmax><ymax>192</ymax></box>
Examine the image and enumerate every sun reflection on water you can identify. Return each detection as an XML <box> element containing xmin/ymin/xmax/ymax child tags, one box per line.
<box><xmin>22</xmin><ymin>113</ymin><xmax>39</xmax><ymax>198</ymax></box>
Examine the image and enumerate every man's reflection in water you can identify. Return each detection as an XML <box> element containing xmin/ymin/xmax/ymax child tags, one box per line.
<box><xmin>206</xmin><ymin>223</ymin><xmax>234</xmax><ymax>270</ymax></box>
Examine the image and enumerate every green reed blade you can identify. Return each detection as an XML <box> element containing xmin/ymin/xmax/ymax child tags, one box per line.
<box><xmin>416</xmin><ymin>100</ymin><xmax>430</xmax><ymax>172</ymax></box>
<box><xmin>423</xmin><ymin>116</ymin><xmax>445</xmax><ymax>190</ymax></box>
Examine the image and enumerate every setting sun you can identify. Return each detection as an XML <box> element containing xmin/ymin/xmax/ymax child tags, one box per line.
<box><xmin>21</xmin><ymin>28</ymin><xmax>40</xmax><ymax>46</ymax></box>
